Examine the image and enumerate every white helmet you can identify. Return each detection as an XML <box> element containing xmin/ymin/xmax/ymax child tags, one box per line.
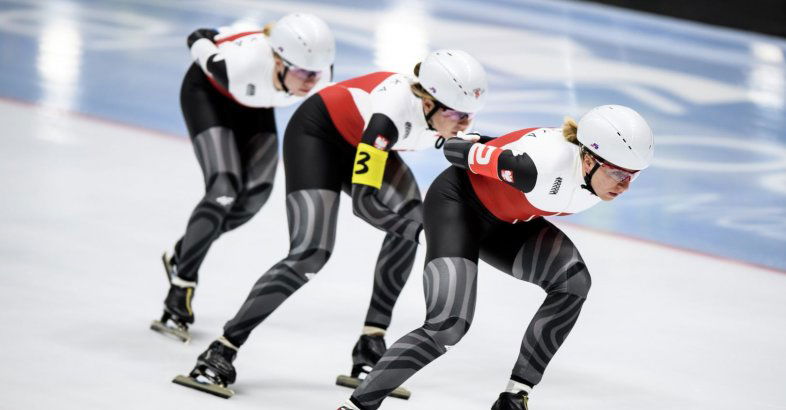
<box><xmin>577</xmin><ymin>105</ymin><xmax>654</xmax><ymax>171</ymax></box>
<box><xmin>268</xmin><ymin>13</ymin><xmax>335</xmax><ymax>71</ymax></box>
<box><xmin>418</xmin><ymin>49</ymin><xmax>488</xmax><ymax>113</ymax></box>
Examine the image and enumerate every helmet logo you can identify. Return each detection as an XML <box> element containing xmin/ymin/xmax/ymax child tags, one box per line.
<box><xmin>429</xmin><ymin>86</ymin><xmax>437</xmax><ymax>94</ymax></box>
<box><xmin>473</xmin><ymin>88</ymin><xmax>484</xmax><ymax>99</ymax></box>
<box><xmin>591</xmin><ymin>143</ymin><xmax>599</xmax><ymax>150</ymax></box>
<box><xmin>278</xmin><ymin>46</ymin><xmax>284</xmax><ymax>52</ymax></box>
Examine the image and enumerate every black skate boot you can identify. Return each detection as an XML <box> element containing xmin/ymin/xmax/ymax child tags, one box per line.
<box><xmin>150</xmin><ymin>279</ymin><xmax>195</xmax><ymax>343</ymax></box>
<box><xmin>492</xmin><ymin>391</ymin><xmax>529</xmax><ymax>410</ymax></box>
<box><xmin>173</xmin><ymin>338</ymin><xmax>238</xmax><ymax>398</ymax></box>
<box><xmin>336</xmin><ymin>334</ymin><xmax>410</xmax><ymax>400</ymax></box>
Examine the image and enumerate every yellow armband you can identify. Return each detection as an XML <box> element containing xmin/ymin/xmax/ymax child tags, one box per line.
<box><xmin>352</xmin><ymin>143</ymin><xmax>388</xmax><ymax>189</ymax></box>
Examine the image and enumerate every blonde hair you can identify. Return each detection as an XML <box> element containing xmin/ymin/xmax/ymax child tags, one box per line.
<box><xmin>562</xmin><ymin>116</ymin><xmax>579</xmax><ymax>145</ymax></box>
<box><xmin>261</xmin><ymin>22</ymin><xmax>275</xmax><ymax>36</ymax></box>
<box><xmin>410</xmin><ymin>62</ymin><xmax>436</xmax><ymax>101</ymax></box>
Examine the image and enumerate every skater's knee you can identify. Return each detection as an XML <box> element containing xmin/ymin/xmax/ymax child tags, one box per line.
<box><xmin>424</xmin><ymin>316</ymin><xmax>472</xmax><ymax>348</ymax></box>
<box><xmin>548</xmin><ymin>261</ymin><xmax>591</xmax><ymax>299</ymax></box>
<box><xmin>399</xmin><ymin>199</ymin><xmax>423</xmax><ymax>223</ymax></box>
<box><xmin>286</xmin><ymin>247</ymin><xmax>332</xmax><ymax>277</ymax></box>
<box><xmin>205</xmin><ymin>173</ymin><xmax>242</xmax><ymax>208</ymax></box>
<box><xmin>239</xmin><ymin>183</ymin><xmax>273</xmax><ymax>214</ymax></box>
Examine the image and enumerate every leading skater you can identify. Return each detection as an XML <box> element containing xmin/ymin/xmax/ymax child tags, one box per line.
<box><xmin>174</xmin><ymin>50</ymin><xmax>488</xmax><ymax>398</ymax></box>
<box><xmin>338</xmin><ymin>105</ymin><xmax>655</xmax><ymax>410</ymax></box>
<box><xmin>151</xmin><ymin>13</ymin><xmax>336</xmax><ymax>342</ymax></box>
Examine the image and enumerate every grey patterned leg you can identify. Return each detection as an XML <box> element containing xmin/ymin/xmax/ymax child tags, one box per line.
<box><xmin>506</xmin><ymin>225</ymin><xmax>591</xmax><ymax>386</ymax></box>
<box><xmin>222</xmin><ymin>189</ymin><xmax>339</xmax><ymax>346</ymax></box>
<box><xmin>221</xmin><ymin>132</ymin><xmax>279</xmax><ymax>233</ymax></box>
<box><xmin>351</xmin><ymin>257</ymin><xmax>478</xmax><ymax>409</ymax></box>
<box><xmin>363</xmin><ymin>155</ymin><xmax>423</xmax><ymax>328</ymax></box>
<box><xmin>176</xmin><ymin>126</ymin><xmax>243</xmax><ymax>283</ymax></box>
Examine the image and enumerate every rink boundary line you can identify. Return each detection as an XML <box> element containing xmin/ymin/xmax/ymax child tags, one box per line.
<box><xmin>0</xmin><ymin>96</ymin><xmax>187</xmax><ymax>142</ymax></box>
<box><xmin>556</xmin><ymin>221</ymin><xmax>786</xmax><ymax>276</ymax></box>
<box><xmin>2</xmin><ymin>96</ymin><xmax>784</xmax><ymax>276</ymax></box>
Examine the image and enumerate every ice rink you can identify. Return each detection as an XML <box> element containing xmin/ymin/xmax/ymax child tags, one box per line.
<box><xmin>1</xmin><ymin>0</ymin><xmax>785</xmax><ymax>409</ymax></box>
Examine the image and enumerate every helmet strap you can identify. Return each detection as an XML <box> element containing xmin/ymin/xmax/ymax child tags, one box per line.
<box><xmin>582</xmin><ymin>162</ymin><xmax>600</xmax><ymax>196</ymax></box>
<box><xmin>278</xmin><ymin>65</ymin><xmax>291</xmax><ymax>94</ymax></box>
<box><xmin>424</xmin><ymin>99</ymin><xmax>441</xmax><ymax>131</ymax></box>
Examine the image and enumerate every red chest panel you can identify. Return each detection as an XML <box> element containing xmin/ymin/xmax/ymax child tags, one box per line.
<box><xmin>468</xmin><ymin>128</ymin><xmax>562</xmax><ymax>223</ymax></box>
<box><xmin>318</xmin><ymin>72</ymin><xmax>396</xmax><ymax>146</ymax></box>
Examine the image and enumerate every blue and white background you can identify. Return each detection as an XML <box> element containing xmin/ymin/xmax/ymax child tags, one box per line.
<box><xmin>1</xmin><ymin>1</ymin><xmax>785</xmax><ymax>409</ymax></box>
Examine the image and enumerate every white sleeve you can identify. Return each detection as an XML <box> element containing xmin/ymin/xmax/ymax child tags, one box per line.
<box><xmin>190</xmin><ymin>38</ymin><xmax>219</xmax><ymax>73</ymax></box>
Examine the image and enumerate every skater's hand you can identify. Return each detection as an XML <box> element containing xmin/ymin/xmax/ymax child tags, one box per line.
<box><xmin>454</xmin><ymin>131</ymin><xmax>481</xmax><ymax>142</ymax></box>
<box><xmin>187</xmin><ymin>28</ymin><xmax>219</xmax><ymax>48</ymax></box>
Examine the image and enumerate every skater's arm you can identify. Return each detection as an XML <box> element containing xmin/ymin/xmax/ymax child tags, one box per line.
<box><xmin>351</xmin><ymin>114</ymin><xmax>422</xmax><ymax>243</ymax></box>
<box><xmin>187</xmin><ymin>28</ymin><xmax>229</xmax><ymax>90</ymax></box>
<box><xmin>443</xmin><ymin>138</ymin><xmax>538</xmax><ymax>193</ymax></box>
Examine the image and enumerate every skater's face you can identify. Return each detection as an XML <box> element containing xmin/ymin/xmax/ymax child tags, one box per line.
<box><xmin>274</xmin><ymin>57</ymin><xmax>323</xmax><ymax>96</ymax></box>
<box><xmin>582</xmin><ymin>153</ymin><xmax>636</xmax><ymax>201</ymax></box>
<box><xmin>423</xmin><ymin>99</ymin><xmax>472</xmax><ymax>138</ymax></box>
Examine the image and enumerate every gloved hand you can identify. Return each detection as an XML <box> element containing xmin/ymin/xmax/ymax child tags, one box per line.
<box><xmin>187</xmin><ymin>28</ymin><xmax>219</xmax><ymax>48</ymax></box>
<box><xmin>454</xmin><ymin>131</ymin><xmax>482</xmax><ymax>142</ymax></box>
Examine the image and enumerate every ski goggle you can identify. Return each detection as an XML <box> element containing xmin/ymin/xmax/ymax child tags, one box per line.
<box><xmin>592</xmin><ymin>155</ymin><xmax>640</xmax><ymax>183</ymax></box>
<box><xmin>435</xmin><ymin>100</ymin><xmax>474</xmax><ymax>122</ymax></box>
<box><xmin>282</xmin><ymin>59</ymin><xmax>322</xmax><ymax>81</ymax></box>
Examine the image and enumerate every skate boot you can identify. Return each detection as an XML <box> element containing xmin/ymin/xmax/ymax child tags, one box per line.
<box><xmin>150</xmin><ymin>277</ymin><xmax>195</xmax><ymax>343</ymax></box>
<box><xmin>491</xmin><ymin>391</ymin><xmax>529</xmax><ymax>410</ymax></box>
<box><xmin>336</xmin><ymin>334</ymin><xmax>411</xmax><ymax>400</ymax></box>
<box><xmin>173</xmin><ymin>338</ymin><xmax>238</xmax><ymax>398</ymax></box>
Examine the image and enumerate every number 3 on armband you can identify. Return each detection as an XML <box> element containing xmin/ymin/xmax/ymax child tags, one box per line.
<box><xmin>355</xmin><ymin>152</ymin><xmax>371</xmax><ymax>174</ymax></box>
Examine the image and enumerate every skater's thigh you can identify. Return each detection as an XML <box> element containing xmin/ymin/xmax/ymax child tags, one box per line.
<box><xmin>423</xmin><ymin>168</ymin><xmax>486</xmax><ymax>265</ymax></box>
<box><xmin>377</xmin><ymin>152</ymin><xmax>422</xmax><ymax>220</ymax></box>
<box><xmin>480</xmin><ymin>218</ymin><xmax>589</xmax><ymax>292</ymax></box>
<box><xmin>283</xmin><ymin>132</ymin><xmax>349</xmax><ymax>194</ymax></box>
<box><xmin>180</xmin><ymin>64</ymin><xmax>232</xmax><ymax>137</ymax></box>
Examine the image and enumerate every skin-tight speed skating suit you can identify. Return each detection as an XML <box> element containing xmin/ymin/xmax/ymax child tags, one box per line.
<box><xmin>173</xmin><ymin>28</ymin><xmax>329</xmax><ymax>285</ymax></box>
<box><xmin>349</xmin><ymin>127</ymin><xmax>602</xmax><ymax>409</ymax></box>
<box><xmin>221</xmin><ymin>72</ymin><xmax>444</xmax><ymax>347</ymax></box>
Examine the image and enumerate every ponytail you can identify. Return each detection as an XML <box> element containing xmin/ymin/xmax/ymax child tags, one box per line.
<box><xmin>562</xmin><ymin>116</ymin><xmax>579</xmax><ymax>145</ymax></box>
<box><xmin>261</xmin><ymin>22</ymin><xmax>275</xmax><ymax>36</ymax></box>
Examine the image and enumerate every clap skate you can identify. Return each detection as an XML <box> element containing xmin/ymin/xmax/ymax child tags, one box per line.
<box><xmin>491</xmin><ymin>391</ymin><xmax>529</xmax><ymax>410</ymax></box>
<box><xmin>335</xmin><ymin>334</ymin><xmax>411</xmax><ymax>400</ymax></box>
<box><xmin>173</xmin><ymin>339</ymin><xmax>237</xmax><ymax>398</ymax></box>
<box><xmin>150</xmin><ymin>252</ymin><xmax>194</xmax><ymax>343</ymax></box>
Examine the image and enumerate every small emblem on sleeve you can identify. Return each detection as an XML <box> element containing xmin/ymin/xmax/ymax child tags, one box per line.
<box><xmin>549</xmin><ymin>177</ymin><xmax>563</xmax><ymax>195</ymax></box>
<box><xmin>403</xmin><ymin>122</ymin><xmax>412</xmax><ymax>139</ymax></box>
<box><xmin>501</xmin><ymin>169</ymin><xmax>514</xmax><ymax>183</ymax></box>
<box><xmin>374</xmin><ymin>135</ymin><xmax>389</xmax><ymax>150</ymax></box>
<box><xmin>246</xmin><ymin>83</ymin><xmax>256</xmax><ymax>96</ymax></box>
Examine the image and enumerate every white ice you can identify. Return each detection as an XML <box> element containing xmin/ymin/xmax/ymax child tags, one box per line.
<box><xmin>2</xmin><ymin>100</ymin><xmax>785</xmax><ymax>409</ymax></box>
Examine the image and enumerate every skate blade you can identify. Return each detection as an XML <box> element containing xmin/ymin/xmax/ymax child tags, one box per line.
<box><xmin>150</xmin><ymin>320</ymin><xmax>191</xmax><ymax>343</ymax></box>
<box><xmin>173</xmin><ymin>375</ymin><xmax>234</xmax><ymax>399</ymax></box>
<box><xmin>336</xmin><ymin>375</ymin><xmax>410</xmax><ymax>400</ymax></box>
